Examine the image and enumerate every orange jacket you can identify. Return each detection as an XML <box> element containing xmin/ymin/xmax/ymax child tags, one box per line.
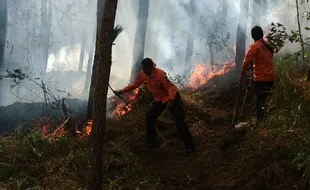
<box><xmin>241</xmin><ymin>39</ymin><xmax>276</xmax><ymax>81</ymax></box>
<box><xmin>120</xmin><ymin>66</ymin><xmax>179</xmax><ymax>103</ymax></box>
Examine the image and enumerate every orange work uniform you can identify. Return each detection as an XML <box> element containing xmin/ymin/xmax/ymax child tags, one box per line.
<box><xmin>120</xmin><ymin>65</ymin><xmax>179</xmax><ymax>103</ymax></box>
<box><xmin>241</xmin><ymin>39</ymin><xmax>276</xmax><ymax>82</ymax></box>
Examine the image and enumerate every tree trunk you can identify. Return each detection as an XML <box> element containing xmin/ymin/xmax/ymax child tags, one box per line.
<box><xmin>184</xmin><ymin>0</ymin><xmax>195</xmax><ymax>73</ymax></box>
<box><xmin>0</xmin><ymin>0</ymin><xmax>7</xmax><ymax>71</ymax></box>
<box><xmin>222</xmin><ymin>0</ymin><xmax>228</xmax><ymax>19</ymax></box>
<box><xmin>87</xmin><ymin>0</ymin><xmax>118</xmax><ymax>189</ymax></box>
<box><xmin>87</xmin><ymin>0</ymin><xmax>106</xmax><ymax>119</ymax></box>
<box><xmin>129</xmin><ymin>0</ymin><xmax>150</xmax><ymax>82</ymax></box>
<box><xmin>39</xmin><ymin>0</ymin><xmax>52</xmax><ymax>74</ymax></box>
<box><xmin>208</xmin><ymin>42</ymin><xmax>215</xmax><ymax>70</ymax></box>
<box><xmin>79</xmin><ymin>29</ymin><xmax>87</xmax><ymax>71</ymax></box>
<box><xmin>79</xmin><ymin>0</ymin><xmax>93</xmax><ymax>72</ymax></box>
<box><xmin>295</xmin><ymin>0</ymin><xmax>306</xmax><ymax>67</ymax></box>
<box><xmin>83</xmin><ymin>28</ymin><xmax>96</xmax><ymax>95</ymax></box>
<box><xmin>235</xmin><ymin>0</ymin><xmax>250</xmax><ymax>71</ymax></box>
<box><xmin>252</xmin><ymin>0</ymin><xmax>261</xmax><ymax>26</ymax></box>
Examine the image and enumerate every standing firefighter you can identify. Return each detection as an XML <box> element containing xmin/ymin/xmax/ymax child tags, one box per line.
<box><xmin>240</xmin><ymin>26</ymin><xmax>276</xmax><ymax>121</ymax></box>
<box><xmin>115</xmin><ymin>58</ymin><xmax>196</xmax><ymax>153</ymax></box>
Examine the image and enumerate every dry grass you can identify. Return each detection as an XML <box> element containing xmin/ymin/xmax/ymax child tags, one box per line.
<box><xmin>1</xmin><ymin>57</ymin><xmax>310</xmax><ymax>189</ymax></box>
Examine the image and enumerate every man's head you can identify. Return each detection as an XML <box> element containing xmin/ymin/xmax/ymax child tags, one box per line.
<box><xmin>251</xmin><ymin>26</ymin><xmax>264</xmax><ymax>41</ymax></box>
<box><xmin>141</xmin><ymin>58</ymin><xmax>154</xmax><ymax>76</ymax></box>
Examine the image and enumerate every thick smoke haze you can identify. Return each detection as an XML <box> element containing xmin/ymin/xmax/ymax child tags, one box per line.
<box><xmin>0</xmin><ymin>0</ymin><xmax>305</xmax><ymax>106</ymax></box>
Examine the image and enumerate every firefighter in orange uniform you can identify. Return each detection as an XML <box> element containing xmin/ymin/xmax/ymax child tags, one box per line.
<box><xmin>240</xmin><ymin>26</ymin><xmax>276</xmax><ymax>121</ymax></box>
<box><xmin>115</xmin><ymin>58</ymin><xmax>196</xmax><ymax>153</ymax></box>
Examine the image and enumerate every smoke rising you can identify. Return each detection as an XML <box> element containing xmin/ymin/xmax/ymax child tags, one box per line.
<box><xmin>0</xmin><ymin>0</ymin><xmax>306</xmax><ymax>106</ymax></box>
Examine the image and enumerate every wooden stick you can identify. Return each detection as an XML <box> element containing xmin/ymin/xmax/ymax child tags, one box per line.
<box><xmin>44</xmin><ymin>117</ymin><xmax>70</xmax><ymax>139</ymax></box>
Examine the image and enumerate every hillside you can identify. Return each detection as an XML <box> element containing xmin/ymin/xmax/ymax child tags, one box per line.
<box><xmin>1</xmin><ymin>59</ymin><xmax>310</xmax><ymax>189</ymax></box>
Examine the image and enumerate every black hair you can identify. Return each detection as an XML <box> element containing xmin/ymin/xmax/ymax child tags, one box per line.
<box><xmin>141</xmin><ymin>58</ymin><xmax>154</xmax><ymax>68</ymax></box>
<box><xmin>251</xmin><ymin>26</ymin><xmax>264</xmax><ymax>41</ymax></box>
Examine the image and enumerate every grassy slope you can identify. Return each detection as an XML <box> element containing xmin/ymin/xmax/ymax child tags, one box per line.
<box><xmin>1</xmin><ymin>56</ymin><xmax>310</xmax><ymax>189</ymax></box>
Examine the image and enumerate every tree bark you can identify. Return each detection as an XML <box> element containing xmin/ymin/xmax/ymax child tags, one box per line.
<box><xmin>87</xmin><ymin>0</ymin><xmax>106</xmax><ymax>119</ymax></box>
<box><xmin>83</xmin><ymin>28</ymin><xmax>96</xmax><ymax>95</ymax></box>
<box><xmin>0</xmin><ymin>0</ymin><xmax>7</xmax><ymax>71</ymax></box>
<box><xmin>87</xmin><ymin>0</ymin><xmax>119</xmax><ymax>189</ymax></box>
<box><xmin>184</xmin><ymin>0</ymin><xmax>195</xmax><ymax>73</ymax></box>
<box><xmin>129</xmin><ymin>0</ymin><xmax>150</xmax><ymax>82</ymax></box>
<box><xmin>252</xmin><ymin>0</ymin><xmax>261</xmax><ymax>26</ymax></box>
<box><xmin>235</xmin><ymin>0</ymin><xmax>250</xmax><ymax>71</ymax></box>
<box><xmin>39</xmin><ymin>0</ymin><xmax>52</xmax><ymax>74</ymax></box>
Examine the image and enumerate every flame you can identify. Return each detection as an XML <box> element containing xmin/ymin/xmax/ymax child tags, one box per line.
<box><xmin>85</xmin><ymin>120</ymin><xmax>92</xmax><ymax>136</ymax></box>
<box><xmin>189</xmin><ymin>62</ymin><xmax>235</xmax><ymax>89</ymax></box>
<box><xmin>112</xmin><ymin>88</ymin><xmax>139</xmax><ymax>116</ymax></box>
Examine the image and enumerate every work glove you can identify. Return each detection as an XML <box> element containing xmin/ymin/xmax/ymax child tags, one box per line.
<box><xmin>167</xmin><ymin>99</ymin><xmax>175</xmax><ymax>110</ymax></box>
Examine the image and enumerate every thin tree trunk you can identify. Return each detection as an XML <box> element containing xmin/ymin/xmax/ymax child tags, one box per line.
<box><xmin>87</xmin><ymin>0</ymin><xmax>105</xmax><ymax>119</ymax></box>
<box><xmin>295</xmin><ymin>0</ymin><xmax>306</xmax><ymax>67</ymax></box>
<box><xmin>0</xmin><ymin>0</ymin><xmax>7</xmax><ymax>71</ymax></box>
<box><xmin>222</xmin><ymin>0</ymin><xmax>228</xmax><ymax>20</ymax></box>
<box><xmin>184</xmin><ymin>0</ymin><xmax>195</xmax><ymax>72</ymax></box>
<box><xmin>235</xmin><ymin>0</ymin><xmax>250</xmax><ymax>71</ymax></box>
<box><xmin>79</xmin><ymin>29</ymin><xmax>86</xmax><ymax>71</ymax></box>
<box><xmin>83</xmin><ymin>28</ymin><xmax>96</xmax><ymax>95</ymax></box>
<box><xmin>79</xmin><ymin>0</ymin><xmax>93</xmax><ymax>72</ymax></box>
<box><xmin>129</xmin><ymin>0</ymin><xmax>150</xmax><ymax>82</ymax></box>
<box><xmin>0</xmin><ymin>0</ymin><xmax>7</xmax><ymax>105</ymax></box>
<box><xmin>208</xmin><ymin>42</ymin><xmax>215</xmax><ymax>70</ymax></box>
<box><xmin>39</xmin><ymin>0</ymin><xmax>52</xmax><ymax>74</ymax></box>
<box><xmin>87</xmin><ymin>0</ymin><xmax>118</xmax><ymax>189</ymax></box>
<box><xmin>252</xmin><ymin>0</ymin><xmax>261</xmax><ymax>26</ymax></box>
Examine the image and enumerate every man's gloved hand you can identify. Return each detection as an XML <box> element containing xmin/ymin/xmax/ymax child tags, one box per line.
<box><xmin>167</xmin><ymin>99</ymin><xmax>175</xmax><ymax>110</ymax></box>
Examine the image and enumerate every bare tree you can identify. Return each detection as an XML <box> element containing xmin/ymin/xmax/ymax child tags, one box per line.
<box><xmin>295</xmin><ymin>0</ymin><xmax>306</xmax><ymax>67</ymax></box>
<box><xmin>87</xmin><ymin>0</ymin><xmax>120</xmax><ymax>189</ymax></box>
<box><xmin>235</xmin><ymin>0</ymin><xmax>250</xmax><ymax>70</ymax></box>
<box><xmin>39</xmin><ymin>0</ymin><xmax>52</xmax><ymax>74</ymax></box>
<box><xmin>79</xmin><ymin>0</ymin><xmax>93</xmax><ymax>72</ymax></box>
<box><xmin>83</xmin><ymin>28</ymin><xmax>96</xmax><ymax>95</ymax></box>
<box><xmin>129</xmin><ymin>0</ymin><xmax>150</xmax><ymax>82</ymax></box>
<box><xmin>222</xmin><ymin>0</ymin><xmax>228</xmax><ymax>19</ymax></box>
<box><xmin>0</xmin><ymin>0</ymin><xmax>7</xmax><ymax>71</ymax></box>
<box><xmin>252</xmin><ymin>0</ymin><xmax>262</xmax><ymax>26</ymax></box>
<box><xmin>184</xmin><ymin>0</ymin><xmax>196</xmax><ymax>72</ymax></box>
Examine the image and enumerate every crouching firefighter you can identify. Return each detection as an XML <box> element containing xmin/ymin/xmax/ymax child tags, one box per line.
<box><xmin>115</xmin><ymin>58</ymin><xmax>196</xmax><ymax>153</ymax></box>
<box><xmin>240</xmin><ymin>26</ymin><xmax>276</xmax><ymax>122</ymax></box>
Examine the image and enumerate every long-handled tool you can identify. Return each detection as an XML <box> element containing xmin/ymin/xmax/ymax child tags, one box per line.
<box><xmin>231</xmin><ymin>83</ymin><xmax>242</xmax><ymax>128</ymax></box>
<box><xmin>108</xmin><ymin>84</ymin><xmax>130</xmax><ymax>106</ymax></box>
<box><xmin>240</xmin><ymin>77</ymin><xmax>253</xmax><ymax>117</ymax></box>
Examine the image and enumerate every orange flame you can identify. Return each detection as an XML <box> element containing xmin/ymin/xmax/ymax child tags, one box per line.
<box><xmin>189</xmin><ymin>62</ymin><xmax>235</xmax><ymax>89</ymax></box>
<box><xmin>85</xmin><ymin>120</ymin><xmax>92</xmax><ymax>136</ymax></box>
